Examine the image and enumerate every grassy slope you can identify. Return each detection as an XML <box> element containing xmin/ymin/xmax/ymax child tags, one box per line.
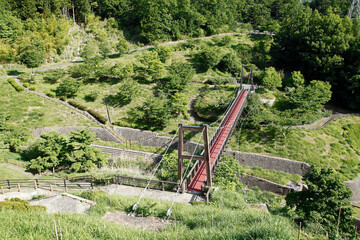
<box><xmin>0</xmin><ymin>163</ymin><xmax>31</xmax><ymax>179</ymax></box>
<box><xmin>0</xmin><ymin>79</ymin><xmax>95</xmax><ymax>129</ymax></box>
<box><xmin>29</xmin><ymin>34</ymin><xmax>255</xmax><ymax>134</ymax></box>
<box><xmin>231</xmin><ymin>116</ymin><xmax>360</xmax><ymax>181</ymax></box>
<box><xmin>0</xmin><ymin>190</ymin><xmax>298</xmax><ymax>240</ymax></box>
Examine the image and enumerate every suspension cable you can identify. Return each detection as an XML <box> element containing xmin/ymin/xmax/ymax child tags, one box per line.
<box><xmin>163</xmin><ymin>129</ymin><xmax>204</xmax><ymax>222</ymax></box>
<box><xmin>129</xmin><ymin>128</ymin><xmax>179</xmax><ymax>216</ymax></box>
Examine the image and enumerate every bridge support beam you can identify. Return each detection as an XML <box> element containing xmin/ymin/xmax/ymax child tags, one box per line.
<box><xmin>177</xmin><ymin>124</ymin><xmax>212</xmax><ymax>192</ymax></box>
<box><xmin>203</xmin><ymin>125</ymin><xmax>212</xmax><ymax>188</ymax></box>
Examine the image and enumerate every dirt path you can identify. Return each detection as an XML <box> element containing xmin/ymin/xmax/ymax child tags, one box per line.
<box><xmin>291</xmin><ymin>113</ymin><xmax>360</xmax><ymax>131</ymax></box>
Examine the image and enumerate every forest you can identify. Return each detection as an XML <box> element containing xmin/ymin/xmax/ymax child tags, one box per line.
<box><xmin>0</xmin><ymin>0</ymin><xmax>360</xmax><ymax>239</ymax></box>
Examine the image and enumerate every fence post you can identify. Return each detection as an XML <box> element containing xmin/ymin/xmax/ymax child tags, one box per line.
<box><xmin>34</xmin><ymin>180</ymin><xmax>37</xmax><ymax>190</ymax></box>
<box><xmin>91</xmin><ymin>179</ymin><xmax>93</xmax><ymax>189</ymax></box>
<box><xmin>133</xmin><ymin>178</ymin><xmax>136</xmax><ymax>187</ymax></box>
<box><xmin>17</xmin><ymin>183</ymin><xmax>21</xmax><ymax>192</ymax></box>
<box><xmin>36</xmin><ymin>179</ymin><xmax>39</xmax><ymax>189</ymax></box>
<box><xmin>64</xmin><ymin>180</ymin><xmax>68</xmax><ymax>192</ymax></box>
<box><xmin>1</xmin><ymin>186</ymin><xmax>4</xmax><ymax>194</ymax></box>
<box><xmin>7</xmin><ymin>180</ymin><xmax>10</xmax><ymax>189</ymax></box>
<box><xmin>162</xmin><ymin>182</ymin><xmax>165</xmax><ymax>191</ymax></box>
<box><xmin>50</xmin><ymin>184</ymin><xmax>53</xmax><ymax>192</ymax></box>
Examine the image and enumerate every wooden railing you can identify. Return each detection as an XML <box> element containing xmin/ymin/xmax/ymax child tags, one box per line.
<box><xmin>0</xmin><ymin>174</ymin><xmax>180</xmax><ymax>194</ymax></box>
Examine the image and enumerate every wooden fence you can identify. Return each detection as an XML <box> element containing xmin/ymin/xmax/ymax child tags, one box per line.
<box><xmin>0</xmin><ymin>175</ymin><xmax>179</xmax><ymax>194</ymax></box>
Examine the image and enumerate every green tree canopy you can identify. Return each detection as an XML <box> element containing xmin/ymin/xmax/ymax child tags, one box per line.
<box><xmin>286</xmin><ymin>166</ymin><xmax>354</xmax><ymax>236</ymax></box>
<box><xmin>261</xmin><ymin>67</ymin><xmax>282</xmax><ymax>89</ymax></box>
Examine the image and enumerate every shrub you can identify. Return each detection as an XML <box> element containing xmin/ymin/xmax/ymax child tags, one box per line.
<box><xmin>0</xmin><ymin>198</ymin><xmax>46</xmax><ymax>212</ymax></box>
<box><xmin>45</xmin><ymin>91</ymin><xmax>56</xmax><ymax>98</ymax></box>
<box><xmin>79</xmin><ymin>190</ymin><xmax>106</xmax><ymax>201</ymax></box>
<box><xmin>29</xmin><ymin>86</ymin><xmax>36</xmax><ymax>91</ymax></box>
<box><xmin>87</xmin><ymin>109</ymin><xmax>107</xmax><ymax>124</ymax></box>
<box><xmin>67</xmin><ymin>100</ymin><xmax>88</xmax><ymax>111</ymax></box>
<box><xmin>23</xmin><ymin>83</ymin><xmax>29</xmax><ymax>88</ymax></box>
<box><xmin>55</xmin><ymin>78</ymin><xmax>81</xmax><ymax>98</ymax></box>
<box><xmin>43</xmin><ymin>69</ymin><xmax>66</xmax><ymax>84</ymax></box>
<box><xmin>8</xmin><ymin>78</ymin><xmax>24</xmax><ymax>91</ymax></box>
<box><xmin>84</xmin><ymin>91</ymin><xmax>99</xmax><ymax>102</ymax></box>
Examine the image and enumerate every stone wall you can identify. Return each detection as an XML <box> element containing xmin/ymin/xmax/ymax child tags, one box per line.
<box><xmin>238</xmin><ymin>174</ymin><xmax>293</xmax><ymax>195</ymax></box>
<box><xmin>32</xmin><ymin>127</ymin><xmax>121</xmax><ymax>143</ymax></box>
<box><xmin>227</xmin><ymin>151</ymin><xmax>310</xmax><ymax>176</ymax></box>
<box><xmin>91</xmin><ymin>144</ymin><xmax>161</xmax><ymax>163</ymax></box>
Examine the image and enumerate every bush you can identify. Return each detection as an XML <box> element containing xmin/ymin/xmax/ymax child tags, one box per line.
<box><xmin>0</xmin><ymin>198</ymin><xmax>46</xmax><ymax>212</ymax></box>
<box><xmin>79</xmin><ymin>190</ymin><xmax>106</xmax><ymax>201</ymax></box>
<box><xmin>43</xmin><ymin>69</ymin><xmax>66</xmax><ymax>84</ymax></box>
<box><xmin>67</xmin><ymin>100</ymin><xmax>88</xmax><ymax>111</ymax></box>
<box><xmin>55</xmin><ymin>78</ymin><xmax>81</xmax><ymax>98</ymax></box>
<box><xmin>84</xmin><ymin>91</ymin><xmax>99</xmax><ymax>102</ymax></box>
<box><xmin>23</xmin><ymin>83</ymin><xmax>29</xmax><ymax>88</ymax></box>
<box><xmin>8</xmin><ymin>78</ymin><xmax>24</xmax><ymax>91</ymax></box>
<box><xmin>87</xmin><ymin>109</ymin><xmax>107</xmax><ymax>124</ymax></box>
<box><xmin>29</xmin><ymin>86</ymin><xmax>37</xmax><ymax>91</ymax></box>
<box><xmin>45</xmin><ymin>91</ymin><xmax>56</xmax><ymax>98</ymax></box>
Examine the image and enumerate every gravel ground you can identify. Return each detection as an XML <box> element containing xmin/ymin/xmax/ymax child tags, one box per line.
<box><xmin>102</xmin><ymin>211</ymin><xmax>169</xmax><ymax>230</ymax></box>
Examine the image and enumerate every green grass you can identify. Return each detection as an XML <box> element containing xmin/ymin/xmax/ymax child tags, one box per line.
<box><xmin>240</xmin><ymin>165</ymin><xmax>302</xmax><ymax>185</ymax></box>
<box><xmin>344</xmin><ymin>123</ymin><xmax>360</xmax><ymax>155</ymax></box>
<box><xmin>0</xmin><ymin>163</ymin><xmax>31</xmax><ymax>179</ymax></box>
<box><xmin>231</xmin><ymin>116</ymin><xmax>360</xmax><ymax>181</ymax></box>
<box><xmin>0</xmin><ymin>189</ymin><xmax>298</xmax><ymax>240</ymax></box>
<box><xmin>0</xmin><ymin>79</ymin><xmax>95</xmax><ymax>129</ymax></box>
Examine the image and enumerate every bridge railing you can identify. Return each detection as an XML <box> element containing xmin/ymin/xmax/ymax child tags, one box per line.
<box><xmin>209</xmin><ymin>88</ymin><xmax>244</xmax><ymax>147</ymax></box>
<box><xmin>201</xmin><ymin>91</ymin><xmax>248</xmax><ymax>192</ymax></box>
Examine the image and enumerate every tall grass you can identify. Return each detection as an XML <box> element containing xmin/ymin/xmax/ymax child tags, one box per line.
<box><xmin>231</xmin><ymin>117</ymin><xmax>360</xmax><ymax>180</ymax></box>
<box><xmin>0</xmin><ymin>190</ymin><xmax>297</xmax><ymax>239</ymax></box>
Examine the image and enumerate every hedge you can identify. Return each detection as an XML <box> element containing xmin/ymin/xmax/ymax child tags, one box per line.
<box><xmin>87</xmin><ymin>109</ymin><xmax>107</xmax><ymax>124</ymax></box>
<box><xmin>67</xmin><ymin>100</ymin><xmax>107</xmax><ymax>124</ymax></box>
<box><xmin>45</xmin><ymin>91</ymin><xmax>56</xmax><ymax>98</ymax></box>
<box><xmin>67</xmin><ymin>100</ymin><xmax>88</xmax><ymax>111</ymax></box>
<box><xmin>8</xmin><ymin>78</ymin><xmax>24</xmax><ymax>91</ymax></box>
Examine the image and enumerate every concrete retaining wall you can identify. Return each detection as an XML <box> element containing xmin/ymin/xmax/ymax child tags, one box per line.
<box><xmin>32</xmin><ymin>127</ymin><xmax>121</xmax><ymax>143</ymax></box>
<box><xmin>238</xmin><ymin>174</ymin><xmax>293</xmax><ymax>195</ymax></box>
<box><xmin>91</xmin><ymin>144</ymin><xmax>161</xmax><ymax>163</ymax></box>
<box><xmin>114</xmin><ymin>126</ymin><xmax>202</xmax><ymax>153</ymax></box>
<box><xmin>227</xmin><ymin>151</ymin><xmax>310</xmax><ymax>176</ymax></box>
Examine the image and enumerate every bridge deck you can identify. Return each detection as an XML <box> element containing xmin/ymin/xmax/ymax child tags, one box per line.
<box><xmin>187</xmin><ymin>90</ymin><xmax>249</xmax><ymax>192</ymax></box>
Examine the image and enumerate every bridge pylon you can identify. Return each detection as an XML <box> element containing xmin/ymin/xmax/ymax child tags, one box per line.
<box><xmin>177</xmin><ymin>124</ymin><xmax>211</xmax><ymax>192</ymax></box>
<box><xmin>240</xmin><ymin>65</ymin><xmax>254</xmax><ymax>91</ymax></box>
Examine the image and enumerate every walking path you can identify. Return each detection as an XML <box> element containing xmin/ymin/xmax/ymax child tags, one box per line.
<box><xmin>100</xmin><ymin>184</ymin><xmax>205</xmax><ymax>204</ymax></box>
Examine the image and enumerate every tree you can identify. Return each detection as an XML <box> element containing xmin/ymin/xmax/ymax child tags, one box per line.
<box><xmin>169</xmin><ymin>92</ymin><xmax>189</xmax><ymax>119</ymax></box>
<box><xmin>289</xmin><ymin>80</ymin><xmax>332</xmax><ymax>113</ymax></box>
<box><xmin>99</xmin><ymin>40</ymin><xmax>112</xmax><ymax>59</ymax></box>
<box><xmin>216</xmin><ymin>51</ymin><xmax>242</xmax><ymax>76</ymax></box>
<box><xmin>110</xmin><ymin>62</ymin><xmax>133</xmax><ymax>79</ymax></box>
<box><xmin>27</xmin><ymin>129</ymin><xmax>108</xmax><ymax>173</ymax></box>
<box><xmin>261</xmin><ymin>67</ymin><xmax>282</xmax><ymax>89</ymax></box>
<box><xmin>20</xmin><ymin>41</ymin><xmax>45</xmax><ymax>68</ymax></box>
<box><xmin>65</xmin><ymin>129</ymin><xmax>108</xmax><ymax>172</ymax></box>
<box><xmin>28</xmin><ymin>131</ymin><xmax>67</xmax><ymax>174</ymax></box>
<box><xmin>137</xmin><ymin>51</ymin><xmax>164</xmax><ymax>82</ymax></box>
<box><xmin>154</xmin><ymin>46</ymin><xmax>172</xmax><ymax>63</ymax></box>
<box><xmin>129</xmin><ymin>97</ymin><xmax>171</xmax><ymax>130</ymax></box>
<box><xmin>285</xmin><ymin>71</ymin><xmax>305</xmax><ymax>88</ymax></box>
<box><xmin>116</xmin><ymin>37</ymin><xmax>129</xmax><ymax>55</ymax></box>
<box><xmin>286</xmin><ymin>166</ymin><xmax>354</xmax><ymax>236</ymax></box>
<box><xmin>195</xmin><ymin>46</ymin><xmax>223</xmax><ymax>71</ymax></box>
<box><xmin>55</xmin><ymin>78</ymin><xmax>81</xmax><ymax>98</ymax></box>
<box><xmin>164</xmin><ymin>61</ymin><xmax>195</xmax><ymax>93</ymax></box>
<box><xmin>115</xmin><ymin>79</ymin><xmax>140</xmax><ymax>105</ymax></box>
<box><xmin>80</xmin><ymin>40</ymin><xmax>98</xmax><ymax>59</ymax></box>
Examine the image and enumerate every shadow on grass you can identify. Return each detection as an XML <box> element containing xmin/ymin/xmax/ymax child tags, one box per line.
<box><xmin>7</xmin><ymin>70</ymin><xmax>25</xmax><ymax>76</ymax></box>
